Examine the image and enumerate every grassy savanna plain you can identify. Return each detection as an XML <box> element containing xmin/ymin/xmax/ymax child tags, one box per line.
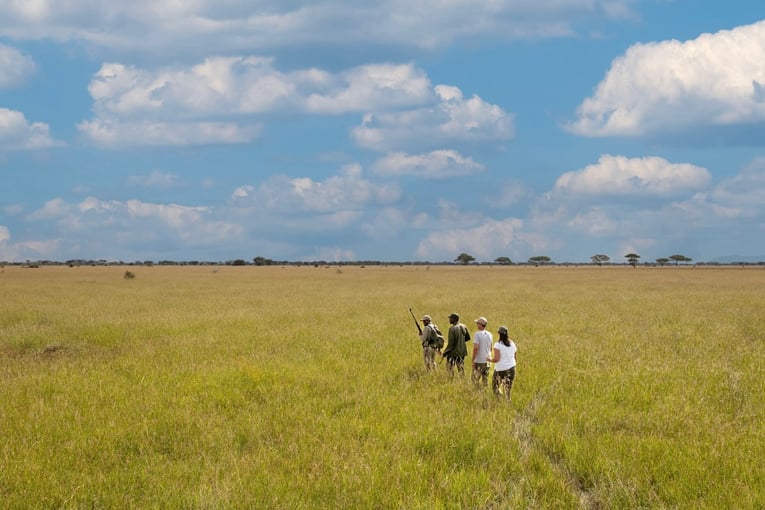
<box><xmin>1</xmin><ymin>264</ymin><xmax>763</xmax><ymax>509</ymax></box>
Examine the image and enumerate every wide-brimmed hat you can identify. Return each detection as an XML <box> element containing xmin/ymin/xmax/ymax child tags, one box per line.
<box><xmin>474</xmin><ymin>317</ymin><xmax>488</xmax><ymax>326</ymax></box>
<box><xmin>498</xmin><ymin>326</ymin><xmax>508</xmax><ymax>335</ymax></box>
<box><xmin>421</xmin><ymin>314</ymin><xmax>432</xmax><ymax>322</ymax></box>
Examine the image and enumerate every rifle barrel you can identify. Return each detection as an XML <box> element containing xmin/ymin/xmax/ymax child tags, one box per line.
<box><xmin>409</xmin><ymin>307</ymin><xmax>423</xmax><ymax>335</ymax></box>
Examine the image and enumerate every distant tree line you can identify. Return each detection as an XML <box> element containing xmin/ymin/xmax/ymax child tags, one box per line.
<box><xmin>3</xmin><ymin>253</ymin><xmax>763</xmax><ymax>268</ymax></box>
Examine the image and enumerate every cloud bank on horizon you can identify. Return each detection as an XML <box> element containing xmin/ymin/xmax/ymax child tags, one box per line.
<box><xmin>2</xmin><ymin>1</ymin><xmax>765</xmax><ymax>263</ymax></box>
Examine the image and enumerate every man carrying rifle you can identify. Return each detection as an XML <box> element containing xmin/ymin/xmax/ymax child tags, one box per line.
<box><xmin>419</xmin><ymin>314</ymin><xmax>440</xmax><ymax>371</ymax></box>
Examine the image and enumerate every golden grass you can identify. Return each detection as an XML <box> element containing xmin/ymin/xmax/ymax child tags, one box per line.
<box><xmin>1</xmin><ymin>264</ymin><xmax>763</xmax><ymax>508</ymax></box>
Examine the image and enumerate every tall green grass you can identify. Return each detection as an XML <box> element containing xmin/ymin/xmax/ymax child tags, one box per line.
<box><xmin>1</xmin><ymin>265</ymin><xmax>763</xmax><ymax>508</ymax></box>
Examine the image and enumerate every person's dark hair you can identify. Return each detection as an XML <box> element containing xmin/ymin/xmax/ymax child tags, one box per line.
<box><xmin>499</xmin><ymin>331</ymin><xmax>510</xmax><ymax>346</ymax></box>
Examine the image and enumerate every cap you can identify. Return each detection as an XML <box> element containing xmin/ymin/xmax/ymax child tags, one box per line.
<box><xmin>474</xmin><ymin>317</ymin><xmax>488</xmax><ymax>326</ymax></box>
<box><xmin>498</xmin><ymin>326</ymin><xmax>508</xmax><ymax>335</ymax></box>
<box><xmin>448</xmin><ymin>313</ymin><xmax>459</xmax><ymax>321</ymax></box>
<box><xmin>421</xmin><ymin>314</ymin><xmax>431</xmax><ymax>322</ymax></box>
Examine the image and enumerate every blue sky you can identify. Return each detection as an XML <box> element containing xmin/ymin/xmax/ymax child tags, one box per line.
<box><xmin>2</xmin><ymin>1</ymin><xmax>765</xmax><ymax>264</ymax></box>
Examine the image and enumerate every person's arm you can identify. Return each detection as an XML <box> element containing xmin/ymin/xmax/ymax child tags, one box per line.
<box><xmin>488</xmin><ymin>347</ymin><xmax>501</xmax><ymax>363</ymax></box>
<box><xmin>472</xmin><ymin>342</ymin><xmax>479</xmax><ymax>368</ymax></box>
<box><xmin>443</xmin><ymin>327</ymin><xmax>455</xmax><ymax>357</ymax></box>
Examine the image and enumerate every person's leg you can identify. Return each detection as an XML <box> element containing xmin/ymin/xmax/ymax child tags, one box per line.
<box><xmin>491</xmin><ymin>370</ymin><xmax>501</xmax><ymax>395</ymax></box>
<box><xmin>472</xmin><ymin>363</ymin><xmax>487</xmax><ymax>385</ymax></box>
<box><xmin>471</xmin><ymin>364</ymin><xmax>478</xmax><ymax>383</ymax></box>
<box><xmin>503</xmin><ymin>367</ymin><xmax>516</xmax><ymax>399</ymax></box>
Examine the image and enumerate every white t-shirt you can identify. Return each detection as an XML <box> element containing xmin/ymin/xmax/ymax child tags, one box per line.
<box><xmin>492</xmin><ymin>340</ymin><xmax>517</xmax><ymax>371</ymax></box>
<box><xmin>473</xmin><ymin>330</ymin><xmax>493</xmax><ymax>364</ymax></box>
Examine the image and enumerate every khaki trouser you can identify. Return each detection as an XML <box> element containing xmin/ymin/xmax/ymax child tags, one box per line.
<box><xmin>472</xmin><ymin>362</ymin><xmax>489</xmax><ymax>386</ymax></box>
<box><xmin>423</xmin><ymin>344</ymin><xmax>438</xmax><ymax>370</ymax></box>
<box><xmin>445</xmin><ymin>356</ymin><xmax>464</xmax><ymax>376</ymax></box>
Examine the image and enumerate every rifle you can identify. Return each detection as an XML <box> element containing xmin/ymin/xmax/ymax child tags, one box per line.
<box><xmin>409</xmin><ymin>307</ymin><xmax>423</xmax><ymax>335</ymax></box>
<box><xmin>412</xmin><ymin>307</ymin><xmax>445</xmax><ymax>367</ymax></box>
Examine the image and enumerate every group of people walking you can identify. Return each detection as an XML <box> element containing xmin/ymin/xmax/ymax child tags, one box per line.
<box><xmin>419</xmin><ymin>312</ymin><xmax>517</xmax><ymax>399</ymax></box>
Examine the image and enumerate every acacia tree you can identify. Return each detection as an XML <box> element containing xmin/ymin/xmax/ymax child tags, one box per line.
<box><xmin>656</xmin><ymin>257</ymin><xmax>670</xmax><ymax>266</ymax></box>
<box><xmin>253</xmin><ymin>256</ymin><xmax>274</xmax><ymax>266</ymax></box>
<box><xmin>494</xmin><ymin>256</ymin><xmax>512</xmax><ymax>265</ymax></box>
<box><xmin>625</xmin><ymin>253</ymin><xmax>640</xmax><ymax>268</ymax></box>
<box><xmin>669</xmin><ymin>254</ymin><xmax>692</xmax><ymax>265</ymax></box>
<box><xmin>591</xmin><ymin>254</ymin><xmax>610</xmax><ymax>266</ymax></box>
<box><xmin>528</xmin><ymin>256</ymin><xmax>551</xmax><ymax>266</ymax></box>
<box><xmin>455</xmin><ymin>253</ymin><xmax>476</xmax><ymax>265</ymax></box>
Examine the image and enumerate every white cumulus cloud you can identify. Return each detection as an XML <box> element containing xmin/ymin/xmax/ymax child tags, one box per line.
<box><xmin>372</xmin><ymin>150</ymin><xmax>484</xmax><ymax>179</ymax></box>
<box><xmin>305</xmin><ymin>63</ymin><xmax>433</xmax><ymax>114</ymax></box>
<box><xmin>568</xmin><ymin>20</ymin><xmax>765</xmax><ymax>136</ymax></box>
<box><xmin>553</xmin><ymin>155</ymin><xmax>711</xmax><ymax>196</ymax></box>
<box><xmin>352</xmin><ymin>85</ymin><xmax>514</xmax><ymax>152</ymax></box>
<box><xmin>79</xmin><ymin>58</ymin><xmax>439</xmax><ymax>147</ymax></box>
<box><xmin>0</xmin><ymin>108</ymin><xmax>63</xmax><ymax>151</ymax></box>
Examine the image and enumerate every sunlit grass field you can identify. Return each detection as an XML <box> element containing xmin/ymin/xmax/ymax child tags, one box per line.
<box><xmin>1</xmin><ymin>264</ymin><xmax>763</xmax><ymax>509</ymax></box>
